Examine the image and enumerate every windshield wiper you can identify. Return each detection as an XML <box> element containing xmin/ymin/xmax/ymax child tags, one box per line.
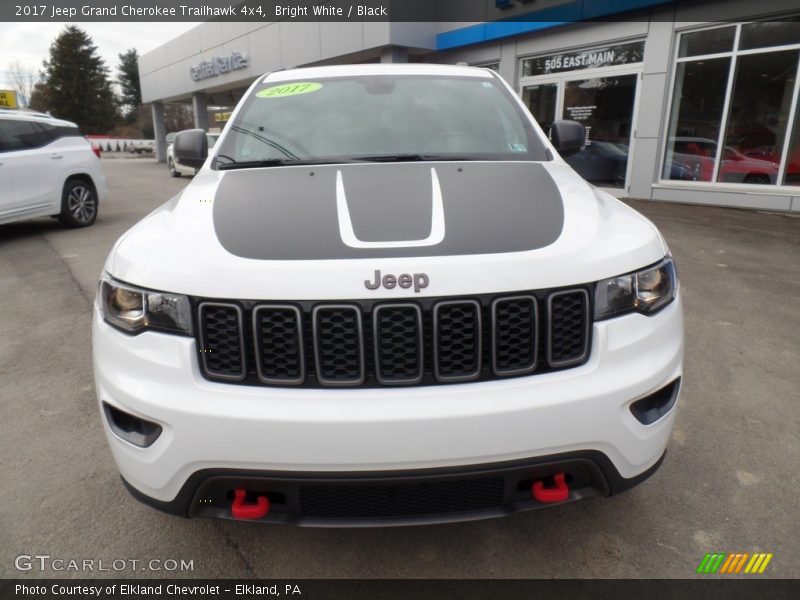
<box><xmin>218</xmin><ymin>159</ymin><xmax>297</xmax><ymax>170</ymax></box>
<box><xmin>216</xmin><ymin>154</ymin><xmax>491</xmax><ymax>171</ymax></box>
<box><xmin>351</xmin><ymin>154</ymin><xmax>488</xmax><ymax>162</ymax></box>
<box><xmin>217</xmin><ymin>157</ymin><xmax>360</xmax><ymax>171</ymax></box>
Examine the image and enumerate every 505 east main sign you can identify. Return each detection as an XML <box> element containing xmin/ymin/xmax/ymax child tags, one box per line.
<box><xmin>190</xmin><ymin>52</ymin><xmax>248</xmax><ymax>81</ymax></box>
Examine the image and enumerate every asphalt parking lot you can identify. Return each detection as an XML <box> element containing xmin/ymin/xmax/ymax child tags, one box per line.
<box><xmin>1</xmin><ymin>158</ymin><xmax>798</xmax><ymax>578</ymax></box>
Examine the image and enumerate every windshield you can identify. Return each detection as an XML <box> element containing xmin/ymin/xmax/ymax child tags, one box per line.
<box><xmin>214</xmin><ymin>74</ymin><xmax>548</xmax><ymax>168</ymax></box>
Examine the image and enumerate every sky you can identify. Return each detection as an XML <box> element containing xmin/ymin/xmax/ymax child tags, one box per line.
<box><xmin>0</xmin><ymin>22</ymin><xmax>199</xmax><ymax>91</ymax></box>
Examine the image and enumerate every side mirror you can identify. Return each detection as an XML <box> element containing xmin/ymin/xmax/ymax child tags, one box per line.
<box><xmin>174</xmin><ymin>129</ymin><xmax>208</xmax><ymax>168</ymax></box>
<box><xmin>549</xmin><ymin>120</ymin><xmax>586</xmax><ymax>157</ymax></box>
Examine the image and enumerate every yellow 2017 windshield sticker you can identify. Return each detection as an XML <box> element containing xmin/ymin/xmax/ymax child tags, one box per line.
<box><xmin>256</xmin><ymin>82</ymin><xmax>323</xmax><ymax>98</ymax></box>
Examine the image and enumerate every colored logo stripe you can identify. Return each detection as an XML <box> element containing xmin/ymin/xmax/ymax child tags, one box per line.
<box><xmin>721</xmin><ymin>553</ymin><xmax>748</xmax><ymax>573</ymax></box>
<box><xmin>719</xmin><ymin>553</ymin><xmax>736</xmax><ymax>573</ymax></box>
<box><xmin>697</xmin><ymin>552</ymin><xmax>773</xmax><ymax>574</ymax></box>
<box><xmin>745</xmin><ymin>553</ymin><xmax>773</xmax><ymax>574</ymax></box>
<box><xmin>697</xmin><ymin>553</ymin><xmax>726</xmax><ymax>574</ymax></box>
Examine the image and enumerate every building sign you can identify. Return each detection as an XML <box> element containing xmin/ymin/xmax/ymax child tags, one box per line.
<box><xmin>190</xmin><ymin>52</ymin><xmax>248</xmax><ymax>82</ymax></box>
<box><xmin>522</xmin><ymin>41</ymin><xmax>645</xmax><ymax>77</ymax></box>
<box><xmin>0</xmin><ymin>89</ymin><xmax>19</xmax><ymax>109</ymax></box>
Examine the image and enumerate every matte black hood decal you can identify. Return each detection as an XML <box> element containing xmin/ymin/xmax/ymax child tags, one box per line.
<box><xmin>212</xmin><ymin>162</ymin><xmax>564</xmax><ymax>260</ymax></box>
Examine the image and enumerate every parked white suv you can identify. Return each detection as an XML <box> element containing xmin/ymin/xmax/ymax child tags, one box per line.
<box><xmin>93</xmin><ymin>64</ymin><xmax>683</xmax><ymax>526</ymax></box>
<box><xmin>0</xmin><ymin>109</ymin><xmax>107</xmax><ymax>227</ymax></box>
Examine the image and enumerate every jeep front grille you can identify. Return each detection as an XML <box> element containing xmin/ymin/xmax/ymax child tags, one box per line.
<box><xmin>374</xmin><ymin>304</ymin><xmax>423</xmax><ymax>385</ymax></box>
<box><xmin>195</xmin><ymin>289</ymin><xmax>592</xmax><ymax>388</ymax></box>
<box><xmin>312</xmin><ymin>305</ymin><xmax>365</xmax><ymax>386</ymax></box>
<box><xmin>547</xmin><ymin>290</ymin><xmax>590</xmax><ymax>367</ymax></box>
<box><xmin>492</xmin><ymin>295</ymin><xmax>538</xmax><ymax>376</ymax></box>
<box><xmin>433</xmin><ymin>300</ymin><xmax>482</xmax><ymax>382</ymax></box>
<box><xmin>198</xmin><ymin>302</ymin><xmax>245</xmax><ymax>381</ymax></box>
<box><xmin>253</xmin><ymin>305</ymin><xmax>304</xmax><ymax>384</ymax></box>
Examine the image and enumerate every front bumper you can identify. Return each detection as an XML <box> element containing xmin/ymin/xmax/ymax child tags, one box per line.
<box><xmin>122</xmin><ymin>449</ymin><xmax>667</xmax><ymax>527</ymax></box>
<box><xmin>93</xmin><ymin>295</ymin><xmax>683</xmax><ymax>524</ymax></box>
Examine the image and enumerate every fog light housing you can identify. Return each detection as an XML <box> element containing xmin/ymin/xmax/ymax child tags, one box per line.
<box><xmin>630</xmin><ymin>378</ymin><xmax>681</xmax><ymax>425</ymax></box>
<box><xmin>103</xmin><ymin>403</ymin><xmax>162</xmax><ymax>447</ymax></box>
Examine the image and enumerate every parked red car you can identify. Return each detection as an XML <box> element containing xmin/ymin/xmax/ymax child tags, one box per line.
<box><xmin>665</xmin><ymin>137</ymin><xmax>779</xmax><ymax>184</ymax></box>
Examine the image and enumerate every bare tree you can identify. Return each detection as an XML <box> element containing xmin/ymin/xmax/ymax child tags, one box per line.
<box><xmin>164</xmin><ymin>103</ymin><xmax>194</xmax><ymax>133</ymax></box>
<box><xmin>7</xmin><ymin>61</ymin><xmax>38</xmax><ymax>107</ymax></box>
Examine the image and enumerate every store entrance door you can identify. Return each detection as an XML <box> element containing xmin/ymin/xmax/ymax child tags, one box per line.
<box><xmin>521</xmin><ymin>81</ymin><xmax>559</xmax><ymax>132</ymax></box>
<box><xmin>561</xmin><ymin>73</ymin><xmax>638</xmax><ymax>188</ymax></box>
<box><xmin>521</xmin><ymin>67</ymin><xmax>641</xmax><ymax>189</ymax></box>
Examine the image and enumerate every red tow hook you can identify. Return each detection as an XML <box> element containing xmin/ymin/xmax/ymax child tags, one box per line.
<box><xmin>532</xmin><ymin>473</ymin><xmax>569</xmax><ymax>503</ymax></box>
<box><xmin>231</xmin><ymin>488</ymin><xmax>270</xmax><ymax>519</ymax></box>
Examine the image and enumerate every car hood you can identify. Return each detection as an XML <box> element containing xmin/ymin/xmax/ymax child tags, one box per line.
<box><xmin>107</xmin><ymin>161</ymin><xmax>668</xmax><ymax>299</ymax></box>
<box><xmin>213</xmin><ymin>161</ymin><xmax>565</xmax><ymax>260</ymax></box>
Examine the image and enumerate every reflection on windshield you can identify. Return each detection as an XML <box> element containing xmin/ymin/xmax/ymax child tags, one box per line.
<box><xmin>214</xmin><ymin>75</ymin><xmax>548</xmax><ymax>168</ymax></box>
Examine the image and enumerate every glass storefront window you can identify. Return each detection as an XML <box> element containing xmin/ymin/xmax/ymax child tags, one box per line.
<box><xmin>562</xmin><ymin>74</ymin><xmax>638</xmax><ymax>188</ymax></box>
<box><xmin>718</xmin><ymin>50</ymin><xmax>798</xmax><ymax>184</ymax></box>
<box><xmin>678</xmin><ymin>26</ymin><xmax>735</xmax><ymax>57</ymax></box>
<box><xmin>739</xmin><ymin>20</ymin><xmax>800</xmax><ymax>50</ymax></box>
<box><xmin>784</xmin><ymin>107</ymin><xmax>800</xmax><ymax>185</ymax></box>
<box><xmin>520</xmin><ymin>42</ymin><xmax>644</xmax><ymax>188</ymax></box>
<box><xmin>521</xmin><ymin>83</ymin><xmax>557</xmax><ymax>131</ymax></box>
<box><xmin>664</xmin><ymin>21</ymin><xmax>800</xmax><ymax>187</ymax></box>
<box><xmin>663</xmin><ymin>58</ymin><xmax>730</xmax><ymax>181</ymax></box>
<box><xmin>521</xmin><ymin>42</ymin><xmax>644</xmax><ymax>77</ymax></box>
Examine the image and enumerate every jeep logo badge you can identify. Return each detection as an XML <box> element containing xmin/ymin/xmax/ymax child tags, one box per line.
<box><xmin>364</xmin><ymin>270</ymin><xmax>429</xmax><ymax>293</ymax></box>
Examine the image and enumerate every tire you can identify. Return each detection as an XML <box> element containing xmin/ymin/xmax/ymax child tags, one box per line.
<box><xmin>58</xmin><ymin>179</ymin><xmax>98</xmax><ymax>228</ymax></box>
<box><xmin>743</xmin><ymin>173</ymin><xmax>770</xmax><ymax>184</ymax></box>
<box><xmin>168</xmin><ymin>157</ymin><xmax>181</xmax><ymax>177</ymax></box>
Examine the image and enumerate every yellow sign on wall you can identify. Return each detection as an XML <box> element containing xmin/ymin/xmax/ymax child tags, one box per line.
<box><xmin>0</xmin><ymin>90</ymin><xmax>19</xmax><ymax>109</ymax></box>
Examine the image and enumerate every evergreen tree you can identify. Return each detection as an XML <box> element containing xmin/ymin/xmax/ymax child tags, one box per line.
<box><xmin>117</xmin><ymin>48</ymin><xmax>142</xmax><ymax>124</ymax></box>
<box><xmin>30</xmin><ymin>25</ymin><xmax>119</xmax><ymax>133</ymax></box>
<box><xmin>28</xmin><ymin>81</ymin><xmax>51</xmax><ymax>112</ymax></box>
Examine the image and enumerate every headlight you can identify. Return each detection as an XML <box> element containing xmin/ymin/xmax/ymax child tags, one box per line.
<box><xmin>99</xmin><ymin>274</ymin><xmax>193</xmax><ymax>335</ymax></box>
<box><xmin>594</xmin><ymin>257</ymin><xmax>677</xmax><ymax>320</ymax></box>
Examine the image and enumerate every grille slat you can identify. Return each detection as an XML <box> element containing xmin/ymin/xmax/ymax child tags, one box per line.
<box><xmin>433</xmin><ymin>300</ymin><xmax>482</xmax><ymax>382</ymax></box>
<box><xmin>547</xmin><ymin>290</ymin><xmax>590</xmax><ymax>367</ymax></box>
<box><xmin>373</xmin><ymin>304</ymin><xmax>423</xmax><ymax>385</ymax></box>
<box><xmin>196</xmin><ymin>290</ymin><xmax>591</xmax><ymax>387</ymax></box>
<box><xmin>198</xmin><ymin>303</ymin><xmax>245</xmax><ymax>380</ymax></box>
<box><xmin>253</xmin><ymin>305</ymin><xmax>304</xmax><ymax>385</ymax></box>
<box><xmin>313</xmin><ymin>305</ymin><xmax>365</xmax><ymax>386</ymax></box>
<box><xmin>492</xmin><ymin>296</ymin><xmax>538</xmax><ymax>376</ymax></box>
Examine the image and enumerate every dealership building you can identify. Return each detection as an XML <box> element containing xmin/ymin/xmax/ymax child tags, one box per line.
<box><xmin>139</xmin><ymin>0</ymin><xmax>800</xmax><ymax>212</ymax></box>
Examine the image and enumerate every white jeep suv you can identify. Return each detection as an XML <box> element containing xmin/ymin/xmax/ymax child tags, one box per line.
<box><xmin>0</xmin><ymin>109</ymin><xmax>107</xmax><ymax>227</ymax></box>
<box><xmin>93</xmin><ymin>64</ymin><xmax>683</xmax><ymax>526</ymax></box>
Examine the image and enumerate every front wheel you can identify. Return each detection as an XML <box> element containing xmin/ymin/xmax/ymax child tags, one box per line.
<box><xmin>743</xmin><ymin>173</ymin><xmax>770</xmax><ymax>184</ymax></box>
<box><xmin>168</xmin><ymin>157</ymin><xmax>181</xmax><ymax>177</ymax></box>
<box><xmin>58</xmin><ymin>180</ymin><xmax>98</xmax><ymax>228</ymax></box>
